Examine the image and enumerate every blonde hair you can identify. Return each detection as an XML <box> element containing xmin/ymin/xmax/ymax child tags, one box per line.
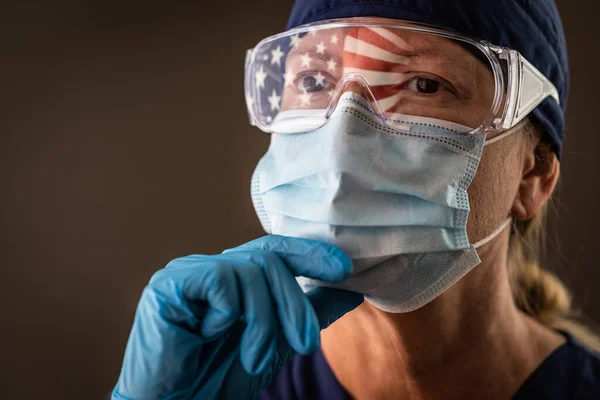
<box><xmin>508</xmin><ymin>121</ymin><xmax>600</xmax><ymax>352</ymax></box>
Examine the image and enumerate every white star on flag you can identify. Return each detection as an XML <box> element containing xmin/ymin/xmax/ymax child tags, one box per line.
<box><xmin>290</xmin><ymin>34</ymin><xmax>300</xmax><ymax>48</ymax></box>
<box><xmin>270</xmin><ymin>45</ymin><xmax>284</xmax><ymax>66</ymax></box>
<box><xmin>299</xmin><ymin>88</ymin><xmax>312</xmax><ymax>106</ymax></box>
<box><xmin>314</xmin><ymin>72</ymin><xmax>325</xmax><ymax>87</ymax></box>
<box><xmin>327</xmin><ymin>58</ymin><xmax>337</xmax><ymax>72</ymax></box>
<box><xmin>328</xmin><ymin>89</ymin><xmax>334</xmax><ymax>99</ymax></box>
<box><xmin>255</xmin><ymin>65</ymin><xmax>267</xmax><ymax>90</ymax></box>
<box><xmin>316</xmin><ymin>41</ymin><xmax>326</xmax><ymax>55</ymax></box>
<box><xmin>301</xmin><ymin>53</ymin><xmax>312</xmax><ymax>68</ymax></box>
<box><xmin>330</xmin><ymin>35</ymin><xmax>339</xmax><ymax>44</ymax></box>
<box><xmin>267</xmin><ymin>90</ymin><xmax>281</xmax><ymax>111</ymax></box>
<box><xmin>283</xmin><ymin>69</ymin><xmax>296</xmax><ymax>87</ymax></box>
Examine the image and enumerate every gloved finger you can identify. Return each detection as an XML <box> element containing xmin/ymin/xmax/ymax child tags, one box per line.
<box><xmin>225</xmin><ymin>235</ymin><xmax>353</xmax><ymax>282</ymax></box>
<box><xmin>229</xmin><ymin>250</ymin><xmax>321</xmax><ymax>356</ymax></box>
<box><xmin>234</xmin><ymin>264</ymin><xmax>278</xmax><ymax>375</ymax></box>
<box><xmin>306</xmin><ymin>287</ymin><xmax>364</xmax><ymax>330</ymax></box>
<box><xmin>155</xmin><ymin>255</ymin><xmax>242</xmax><ymax>339</ymax></box>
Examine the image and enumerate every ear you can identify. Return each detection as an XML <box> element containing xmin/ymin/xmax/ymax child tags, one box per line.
<box><xmin>511</xmin><ymin>138</ymin><xmax>560</xmax><ymax>221</ymax></box>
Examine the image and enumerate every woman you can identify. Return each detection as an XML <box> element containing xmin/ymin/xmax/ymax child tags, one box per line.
<box><xmin>112</xmin><ymin>1</ymin><xmax>600</xmax><ymax>399</ymax></box>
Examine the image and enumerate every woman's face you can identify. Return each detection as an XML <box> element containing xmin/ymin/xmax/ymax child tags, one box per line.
<box><xmin>280</xmin><ymin>17</ymin><xmax>535</xmax><ymax>243</ymax></box>
<box><xmin>281</xmin><ymin>18</ymin><xmax>495</xmax><ymax>129</ymax></box>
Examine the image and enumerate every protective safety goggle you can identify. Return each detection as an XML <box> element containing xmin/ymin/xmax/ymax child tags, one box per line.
<box><xmin>244</xmin><ymin>18</ymin><xmax>559</xmax><ymax>135</ymax></box>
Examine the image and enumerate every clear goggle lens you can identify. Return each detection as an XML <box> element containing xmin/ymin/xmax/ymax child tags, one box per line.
<box><xmin>246</xmin><ymin>25</ymin><xmax>497</xmax><ymax>134</ymax></box>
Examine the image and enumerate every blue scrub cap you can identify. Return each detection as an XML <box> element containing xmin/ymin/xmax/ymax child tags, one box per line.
<box><xmin>286</xmin><ymin>0</ymin><xmax>569</xmax><ymax>157</ymax></box>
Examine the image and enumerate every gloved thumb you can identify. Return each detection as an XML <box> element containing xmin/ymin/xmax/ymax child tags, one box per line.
<box><xmin>306</xmin><ymin>287</ymin><xmax>364</xmax><ymax>330</ymax></box>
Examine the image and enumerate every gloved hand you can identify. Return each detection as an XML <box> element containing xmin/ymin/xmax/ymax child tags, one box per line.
<box><xmin>111</xmin><ymin>235</ymin><xmax>363</xmax><ymax>400</ymax></box>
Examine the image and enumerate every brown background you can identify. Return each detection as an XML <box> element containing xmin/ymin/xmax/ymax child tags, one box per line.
<box><xmin>1</xmin><ymin>1</ymin><xmax>598</xmax><ymax>399</ymax></box>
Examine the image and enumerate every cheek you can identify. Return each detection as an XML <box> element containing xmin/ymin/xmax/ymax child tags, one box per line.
<box><xmin>466</xmin><ymin>136</ymin><xmax>522</xmax><ymax>242</ymax></box>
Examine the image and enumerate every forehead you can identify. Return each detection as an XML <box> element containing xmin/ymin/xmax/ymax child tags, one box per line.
<box><xmin>291</xmin><ymin>22</ymin><xmax>478</xmax><ymax>65</ymax></box>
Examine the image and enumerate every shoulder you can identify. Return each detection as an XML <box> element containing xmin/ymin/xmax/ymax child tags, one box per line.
<box><xmin>259</xmin><ymin>332</ymin><xmax>600</xmax><ymax>400</ymax></box>
<box><xmin>259</xmin><ymin>348</ymin><xmax>350</xmax><ymax>400</ymax></box>
<box><xmin>513</xmin><ymin>330</ymin><xmax>600</xmax><ymax>400</ymax></box>
<box><xmin>564</xmin><ymin>332</ymin><xmax>600</xmax><ymax>399</ymax></box>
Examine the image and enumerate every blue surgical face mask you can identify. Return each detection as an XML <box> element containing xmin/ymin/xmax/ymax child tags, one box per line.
<box><xmin>251</xmin><ymin>92</ymin><xmax>513</xmax><ymax>312</ymax></box>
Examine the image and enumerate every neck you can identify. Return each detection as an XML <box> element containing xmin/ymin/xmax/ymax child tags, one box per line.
<box><xmin>320</xmin><ymin>231</ymin><xmax>565</xmax><ymax>400</ymax></box>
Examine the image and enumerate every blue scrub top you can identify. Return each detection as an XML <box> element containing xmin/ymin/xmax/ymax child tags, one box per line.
<box><xmin>260</xmin><ymin>330</ymin><xmax>600</xmax><ymax>399</ymax></box>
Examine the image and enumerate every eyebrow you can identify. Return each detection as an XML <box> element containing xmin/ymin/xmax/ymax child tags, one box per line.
<box><xmin>410</xmin><ymin>40</ymin><xmax>483</xmax><ymax>69</ymax></box>
<box><xmin>425</xmin><ymin>50</ymin><xmax>490</xmax><ymax>84</ymax></box>
<box><xmin>287</xmin><ymin>49</ymin><xmax>342</xmax><ymax>65</ymax></box>
<box><xmin>344</xmin><ymin>36</ymin><xmax>410</xmax><ymax>65</ymax></box>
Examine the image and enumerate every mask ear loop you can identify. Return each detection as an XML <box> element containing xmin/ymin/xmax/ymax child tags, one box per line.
<box><xmin>473</xmin><ymin>218</ymin><xmax>512</xmax><ymax>249</ymax></box>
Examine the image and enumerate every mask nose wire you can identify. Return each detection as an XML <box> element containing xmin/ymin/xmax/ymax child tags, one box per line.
<box><xmin>324</xmin><ymin>73</ymin><xmax>386</xmax><ymax>123</ymax></box>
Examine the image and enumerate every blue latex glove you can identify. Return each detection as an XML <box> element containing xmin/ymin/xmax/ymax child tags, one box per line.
<box><xmin>112</xmin><ymin>235</ymin><xmax>363</xmax><ymax>400</ymax></box>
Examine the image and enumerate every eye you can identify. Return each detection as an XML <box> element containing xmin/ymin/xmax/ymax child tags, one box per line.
<box><xmin>407</xmin><ymin>77</ymin><xmax>441</xmax><ymax>94</ymax></box>
<box><xmin>296</xmin><ymin>72</ymin><xmax>330</xmax><ymax>93</ymax></box>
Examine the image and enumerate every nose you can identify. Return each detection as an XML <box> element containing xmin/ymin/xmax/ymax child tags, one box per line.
<box><xmin>341</xmin><ymin>81</ymin><xmax>364</xmax><ymax>95</ymax></box>
<box><xmin>326</xmin><ymin>74</ymin><xmax>385</xmax><ymax>120</ymax></box>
